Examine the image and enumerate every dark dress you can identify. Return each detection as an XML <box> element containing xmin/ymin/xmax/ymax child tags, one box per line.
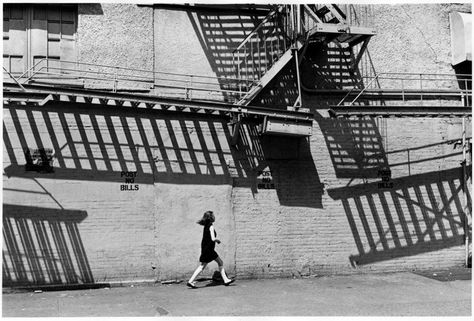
<box><xmin>199</xmin><ymin>224</ymin><xmax>218</xmax><ymax>263</ymax></box>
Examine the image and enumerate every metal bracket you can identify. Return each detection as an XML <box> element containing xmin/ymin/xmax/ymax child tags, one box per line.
<box><xmin>351</xmin><ymin>38</ymin><xmax>370</xmax><ymax>71</ymax></box>
<box><xmin>230</xmin><ymin>113</ymin><xmax>242</xmax><ymax>146</ymax></box>
<box><xmin>39</xmin><ymin>94</ymin><xmax>54</xmax><ymax>106</ymax></box>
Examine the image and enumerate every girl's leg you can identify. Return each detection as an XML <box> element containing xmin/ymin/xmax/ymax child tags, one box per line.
<box><xmin>214</xmin><ymin>256</ymin><xmax>232</xmax><ymax>283</ymax></box>
<box><xmin>188</xmin><ymin>262</ymin><xmax>207</xmax><ymax>284</ymax></box>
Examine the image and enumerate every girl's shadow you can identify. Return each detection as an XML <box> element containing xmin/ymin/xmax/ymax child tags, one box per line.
<box><xmin>197</xmin><ymin>271</ymin><xmax>229</xmax><ymax>287</ymax></box>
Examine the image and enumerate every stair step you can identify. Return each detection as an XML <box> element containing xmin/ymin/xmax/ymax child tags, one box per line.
<box><xmin>330</xmin><ymin>4</ymin><xmax>347</xmax><ymax>21</ymax></box>
<box><xmin>238</xmin><ymin>41</ymin><xmax>304</xmax><ymax>105</ymax></box>
<box><xmin>238</xmin><ymin>49</ymin><xmax>294</xmax><ymax>105</ymax></box>
<box><xmin>316</xmin><ymin>6</ymin><xmax>330</xmax><ymax>18</ymax></box>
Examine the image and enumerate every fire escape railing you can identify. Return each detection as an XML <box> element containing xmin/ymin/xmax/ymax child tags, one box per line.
<box><xmin>337</xmin><ymin>72</ymin><xmax>473</xmax><ymax>107</ymax></box>
<box><xmin>231</xmin><ymin>5</ymin><xmax>294</xmax><ymax>92</ymax></box>
<box><xmin>3</xmin><ymin>58</ymin><xmax>258</xmax><ymax>103</ymax></box>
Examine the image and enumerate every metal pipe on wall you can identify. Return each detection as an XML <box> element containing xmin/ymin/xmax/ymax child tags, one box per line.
<box><xmin>461</xmin><ymin>92</ymin><xmax>470</xmax><ymax>267</ymax></box>
<box><xmin>462</xmin><ymin>115</ymin><xmax>469</xmax><ymax>267</ymax></box>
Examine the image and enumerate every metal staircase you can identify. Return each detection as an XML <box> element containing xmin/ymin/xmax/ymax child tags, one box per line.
<box><xmin>231</xmin><ymin>4</ymin><xmax>376</xmax><ymax>107</ymax></box>
<box><xmin>3</xmin><ymin>4</ymin><xmax>379</xmax><ymax>143</ymax></box>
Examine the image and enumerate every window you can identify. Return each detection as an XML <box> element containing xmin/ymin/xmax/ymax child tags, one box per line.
<box><xmin>3</xmin><ymin>4</ymin><xmax>77</xmax><ymax>78</ymax></box>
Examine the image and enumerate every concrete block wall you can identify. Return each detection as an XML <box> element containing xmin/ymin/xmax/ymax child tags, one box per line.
<box><xmin>3</xmin><ymin>3</ymin><xmax>472</xmax><ymax>286</ymax></box>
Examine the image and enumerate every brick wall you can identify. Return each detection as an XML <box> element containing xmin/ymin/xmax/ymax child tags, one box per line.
<box><xmin>232</xmin><ymin>3</ymin><xmax>472</xmax><ymax>277</ymax></box>
<box><xmin>3</xmin><ymin>4</ymin><xmax>471</xmax><ymax>286</ymax></box>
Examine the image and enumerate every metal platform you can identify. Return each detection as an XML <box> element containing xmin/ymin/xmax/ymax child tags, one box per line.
<box><xmin>307</xmin><ymin>24</ymin><xmax>376</xmax><ymax>47</ymax></box>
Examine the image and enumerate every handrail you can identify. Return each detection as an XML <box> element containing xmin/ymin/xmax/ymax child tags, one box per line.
<box><xmin>4</xmin><ymin>58</ymin><xmax>261</xmax><ymax>103</ymax></box>
<box><xmin>233</xmin><ymin>7</ymin><xmax>281</xmax><ymax>53</ymax></box>
<box><xmin>329</xmin><ymin>72</ymin><xmax>473</xmax><ymax>106</ymax></box>
<box><xmin>347</xmin><ymin>73</ymin><xmax>381</xmax><ymax>105</ymax></box>
<box><xmin>30</xmin><ymin>66</ymin><xmax>246</xmax><ymax>89</ymax></box>
<box><xmin>303</xmin><ymin>4</ymin><xmax>323</xmax><ymax>23</ymax></box>
<box><xmin>20</xmin><ymin>58</ymin><xmax>255</xmax><ymax>84</ymax></box>
<box><xmin>13</xmin><ymin>59</ymin><xmax>45</xmax><ymax>82</ymax></box>
<box><xmin>355</xmin><ymin>71</ymin><xmax>472</xmax><ymax>78</ymax></box>
<box><xmin>28</xmin><ymin>70</ymin><xmax>247</xmax><ymax>97</ymax></box>
<box><xmin>3</xmin><ymin>67</ymin><xmax>27</xmax><ymax>91</ymax></box>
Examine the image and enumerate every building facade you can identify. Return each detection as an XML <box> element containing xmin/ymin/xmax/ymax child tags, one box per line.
<box><xmin>2</xmin><ymin>3</ymin><xmax>472</xmax><ymax>287</ymax></box>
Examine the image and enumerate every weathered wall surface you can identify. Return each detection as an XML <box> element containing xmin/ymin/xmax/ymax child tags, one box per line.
<box><xmin>3</xmin><ymin>3</ymin><xmax>471</xmax><ymax>286</ymax></box>
<box><xmin>369</xmin><ymin>3</ymin><xmax>472</xmax><ymax>76</ymax></box>
<box><xmin>76</xmin><ymin>4</ymin><xmax>154</xmax><ymax>91</ymax></box>
<box><xmin>77</xmin><ymin>4</ymin><xmax>153</xmax><ymax>70</ymax></box>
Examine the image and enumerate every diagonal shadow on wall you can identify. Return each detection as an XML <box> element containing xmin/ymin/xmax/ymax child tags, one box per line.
<box><xmin>3</xmin><ymin>103</ymin><xmax>239</xmax><ymax>186</ymax></box>
<box><xmin>300</xmin><ymin>40</ymin><xmax>390</xmax><ymax>179</ymax></box>
<box><xmin>3</xmin><ymin>204</ymin><xmax>93</xmax><ymax>286</ymax></box>
<box><xmin>3</xmin><ymin>101</ymin><xmax>322</xmax><ymax>208</ymax></box>
<box><xmin>327</xmin><ymin>166</ymin><xmax>470</xmax><ymax>266</ymax></box>
<box><xmin>187</xmin><ymin>5</ymin><xmax>300</xmax><ymax>107</ymax></box>
<box><xmin>316</xmin><ymin>113</ymin><xmax>390</xmax><ymax>179</ymax></box>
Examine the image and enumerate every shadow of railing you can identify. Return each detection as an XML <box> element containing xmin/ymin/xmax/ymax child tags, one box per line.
<box><xmin>187</xmin><ymin>5</ymin><xmax>300</xmax><ymax>107</ymax></box>
<box><xmin>3</xmin><ymin>204</ymin><xmax>93</xmax><ymax>286</ymax></box>
<box><xmin>3</xmin><ymin>100</ymin><xmax>320</xmax><ymax>207</ymax></box>
<box><xmin>186</xmin><ymin>6</ymin><xmax>270</xmax><ymax>102</ymax></box>
<box><xmin>327</xmin><ymin>166</ymin><xmax>470</xmax><ymax>266</ymax></box>
<box><xmin>316</xmin><ymin>113</ymin><xmax>389</xmax><ymax>179</ymax></box>
<box><xmin>3</xmin><ymin>103</ymin><xmax>239</xmax><ymax>185</ymax></box>
<box><xmin>301</xmin><ymin>42</ymin><xmax>364</xmax><ymax>90</ymax></box>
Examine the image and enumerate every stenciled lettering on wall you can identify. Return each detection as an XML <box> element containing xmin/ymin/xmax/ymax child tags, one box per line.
<box><xmin>120</xmin><ymin>171</ymin><xmax>139</xmax><ymax>191</ymax></box>
<box><xmin>257</xmin><ymin>169</ymin><xmax>275</xmax><ymax>189</ymax></box>
<box><xmin>24</xmin><ymin>147</ymin><xmax>54</xmax><ymax>173</ymax></box>
<box><xmin>377</xmin><ymin>169</ymin><xmax>393</xmax><ymax>189</ymax></box>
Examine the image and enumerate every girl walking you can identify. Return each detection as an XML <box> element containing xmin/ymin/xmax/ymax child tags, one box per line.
<box><xmin>187</xmin><ymin>211</ymin><xmax>235</xmax><ymax>288</ymax></box>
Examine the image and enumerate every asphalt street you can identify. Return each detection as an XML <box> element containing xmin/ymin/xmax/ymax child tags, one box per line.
<box><xmin>2</xmin><ymin>270</ymin><xmax>472</xmax><ymax>317</ymax></box>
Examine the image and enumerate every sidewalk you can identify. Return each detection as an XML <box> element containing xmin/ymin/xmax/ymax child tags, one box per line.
<box><xmin>2</xmin><ymin>270</ymin><xmax>472</xmax><ymax>317</ymax></box>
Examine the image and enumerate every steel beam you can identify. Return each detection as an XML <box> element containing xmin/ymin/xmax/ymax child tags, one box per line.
<box><xmin>328</xmin><ymin>106</ymin><xmax>472</xmax><ymax>118</ymax></box>
<box><xmin>3</xmin><ymin>83</ymin><xmax>313</xmax><ymax>122</ymax></box>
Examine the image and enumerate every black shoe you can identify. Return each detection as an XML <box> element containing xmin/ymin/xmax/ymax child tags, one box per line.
<box><xmin>224</xmin><ymin>279</ymin><xmax>235</xmax><ymax>286</ymax></box>
<box><xmin>187</xmin><ymin>282</ymin><xmax>197</xmax><ymax>289</ymax></box>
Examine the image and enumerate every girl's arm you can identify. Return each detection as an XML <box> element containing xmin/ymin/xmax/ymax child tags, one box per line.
<box><xmin>209</xmin><ymin>225</ymin><xmax>221</xmax><ymax>244</ymax></box>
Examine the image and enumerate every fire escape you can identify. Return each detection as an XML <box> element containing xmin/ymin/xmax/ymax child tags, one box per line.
<box><xmin>2</xmin><ymin>4</ymin><xmax>379</xmax><ymax>145</ymax></box>
<box><xmin>3</xmin><ymin>4</ymin><xmax>470</xmax><ymax>143</ymax></box>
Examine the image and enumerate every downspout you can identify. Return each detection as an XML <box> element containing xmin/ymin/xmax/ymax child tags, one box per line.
<box><xmin>462</xmin><ymin>116</ymin><xmax>469</xmax><ymax>267</ymax></box>
<box><xmin>461</xmin><ymin>93</ymin><xmax>469</xmax><ymax>266</ymax></box>
<box><xmin>293</xmin><ymin>5</ymin><xmax>302</xmax><ymax>108</ymax></box>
